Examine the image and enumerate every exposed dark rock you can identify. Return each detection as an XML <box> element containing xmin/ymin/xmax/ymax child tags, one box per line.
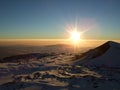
<box><xmin>0</xmin><ymin>53</ymin><xmax>52</xmax><ymax>63</ymax></box>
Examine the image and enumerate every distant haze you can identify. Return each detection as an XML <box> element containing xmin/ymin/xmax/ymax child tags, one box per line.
<box><xmin>0</xmin><ymin>39</ymin><xmax>120</xmax><ymax>47</ymax></box>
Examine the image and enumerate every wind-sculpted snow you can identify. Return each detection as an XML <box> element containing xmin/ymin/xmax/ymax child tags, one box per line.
<box><xmin>0</xmin><ymin>53</ymin><xmax>102</xmax><ymax>90</ymax></box>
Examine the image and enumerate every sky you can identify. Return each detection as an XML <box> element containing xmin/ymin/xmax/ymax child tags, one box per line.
<box><xmin>0</xmin><ymin>0</ymin><xmax>120</xmax><ymax>40</ymax></box>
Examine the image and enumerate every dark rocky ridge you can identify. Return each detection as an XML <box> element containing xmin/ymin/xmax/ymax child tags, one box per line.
<box><xmin>0</xmin><ymin>53</ymin><xmax>53</xmax><ymax>63</ymax></box>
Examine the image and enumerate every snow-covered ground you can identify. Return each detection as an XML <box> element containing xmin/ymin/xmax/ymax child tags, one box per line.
<box><xmin>0</xmin><ymin>41</ymin><xmax>120</xmax><ymax>90</ymax></box>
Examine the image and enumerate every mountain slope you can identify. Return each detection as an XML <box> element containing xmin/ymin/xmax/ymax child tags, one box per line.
<box><xmin>77</xmin><ymin>41</ymin><xmax>120</xmax><ymax>67</ymax></box>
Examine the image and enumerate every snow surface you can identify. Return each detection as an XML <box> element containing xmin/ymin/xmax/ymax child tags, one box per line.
<box><xmin>0</xmin><ymin>41</ymin><xmax>120</xmax><ymax>90</ymax></box>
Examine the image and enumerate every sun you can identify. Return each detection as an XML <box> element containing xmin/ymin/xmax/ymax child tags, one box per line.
<box><xmin>69</xmin><ymin>29</ymin><xmax>81</xmax><ymax>44</ymax></box>
<box><xmin>69</xmin><ymin>29</ymin><xmax>82</xmax><ymax>53</ymax></box>
<box><xmin>66</xmin><ymin>25</ymin><xmax>82</xmax><ymax>53</ymax></box>
<box><xmin>71</xmin><ymin>31</ymin><xmax>81</xmax><ymax>42</ymax></box>
<box><xmin>66</xmin><ymin>23</ymin><xmax>83</xmax><ymax>51</ymax></box>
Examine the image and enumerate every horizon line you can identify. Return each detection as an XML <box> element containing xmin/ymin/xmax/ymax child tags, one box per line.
<box><xmin>0</xmin><ymin>39</ymin><xmax>120</xmax><ymax>42</ymax></box>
